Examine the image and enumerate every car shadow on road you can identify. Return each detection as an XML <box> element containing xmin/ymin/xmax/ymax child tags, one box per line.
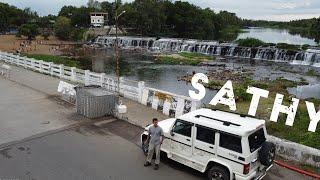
<box><xmin>102</xmin><ymin>119</ymin><xmax>205</xmax><ymax>179</ymax></box>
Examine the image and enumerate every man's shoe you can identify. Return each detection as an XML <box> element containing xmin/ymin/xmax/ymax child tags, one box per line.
<box><xmin>154</xmin><ymin>164</ymin><xmax>159</xmax><ymax>170</ymax></box>
<box><xmin>144</xmin><ymin>162</ymin><xmax>151</xmax><ymax>167</ymax></box>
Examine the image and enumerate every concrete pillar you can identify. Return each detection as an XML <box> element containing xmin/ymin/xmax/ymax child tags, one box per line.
<box><xmin>191</xmin><ymin>100</ymin><xmax>201</xmax><ymax>112</ymax></box>
<box><xmin>84</xmin><ymin>70</ymin><xmax>90</xmax><ymax>86</ymax></box>
<box><xmin>138</xmin><ymin>81</ymin><xmax>145</xmax><ymax>103</ymax></box>
<box><xmin>175</xmin><ymin>97</ymin><xmax>185</xmax><ymax>117</ymax></box>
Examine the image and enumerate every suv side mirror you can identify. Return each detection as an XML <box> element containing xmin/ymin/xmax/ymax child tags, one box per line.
<box><xmin>170</xmin><ymin>130</ymin><xmax>175</xmax><ymax>136</ymax></box>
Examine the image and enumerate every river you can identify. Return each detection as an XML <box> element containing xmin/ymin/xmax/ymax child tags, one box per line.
<box><xmin>90</xmin><ymin>49</ymin><xmax>320</xmax><ymax>103</ymax></box>
<box><xmin>236</xmin><ymin>27</ymin><xmax>318</xmax><ymax>46</ymax></box>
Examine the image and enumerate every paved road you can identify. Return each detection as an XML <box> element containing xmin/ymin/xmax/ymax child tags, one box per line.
<box><xmin>0</xmin><ymin>120</ymin><xmax>315</xmax><ymax>180</ymax></box>
<box><xmin>0</xmin><ymin>77</ymin><xmax>81</xmax><ymax>147</ymax></box>
<box><xmin>0</xmin><ymin>124</ymin><xmax>202</xmax><ymax>180</ymax></box>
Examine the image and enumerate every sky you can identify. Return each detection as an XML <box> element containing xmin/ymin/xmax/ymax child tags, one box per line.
<box><xmin>1</xmin><ymin>0</ymin><xmax>320</xmax><ymax>21</ymax></box>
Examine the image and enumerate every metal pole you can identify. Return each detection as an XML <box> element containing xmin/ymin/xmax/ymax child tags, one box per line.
<box><xmin>115</xmin><ymin>0</ymin><xmax>120</xmax><ymax>99</ymax></box>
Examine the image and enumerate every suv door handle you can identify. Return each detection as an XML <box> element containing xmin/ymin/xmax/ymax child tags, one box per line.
<box><xmin>186</xmin><ymin>138</ymin><xmax>190</xmax><ymax>141</ymax></box>
<box><xmin>209</xmin><ymin>146</ymin><xmax>214</xmax><ymax>149</ymax></box>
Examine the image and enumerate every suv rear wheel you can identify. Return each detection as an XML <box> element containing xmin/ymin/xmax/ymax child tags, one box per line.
<box><xmin>207</xmin><ymin>166</ymin><xmax>230</xmax><ymax>180</ymax></box>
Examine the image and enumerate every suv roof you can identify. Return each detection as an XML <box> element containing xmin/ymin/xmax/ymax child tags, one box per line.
<box><xmin>178</xmin><ymin>108</ymin><xmax>265</xmax><ymax>136</ymax></box>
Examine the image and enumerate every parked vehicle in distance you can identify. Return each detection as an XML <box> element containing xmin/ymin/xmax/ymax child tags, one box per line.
<box><xmin>141</xmin><ymin>108</ymin><xmax>275</xmax><ymax>180</ymax></box>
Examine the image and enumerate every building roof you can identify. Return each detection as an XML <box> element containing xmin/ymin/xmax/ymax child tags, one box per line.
<box><xmin>178</xmin><ymin>108</ymin><xmax>265</xmax><ymax>136</ymax></box>
<box><xmin>90</xmin><ymin>12</ymin><xmax>108</xmax><ymax>15</ymax></box>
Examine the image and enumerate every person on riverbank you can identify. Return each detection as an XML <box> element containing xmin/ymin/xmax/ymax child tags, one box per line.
<box><xmin>144</xmin><ymin>118</ymin><xmax>164</xmax><ymax>170</ymax></box>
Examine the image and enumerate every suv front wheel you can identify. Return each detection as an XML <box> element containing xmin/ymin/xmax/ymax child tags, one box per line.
<box><xmin>207</xmin><ymin>166</ymin><xmax>230</xmax><ymax>180</ymax></box>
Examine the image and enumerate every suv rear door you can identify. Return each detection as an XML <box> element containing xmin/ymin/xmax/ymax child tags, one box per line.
<box><xmin>217</xmin><ymin>132</ymin><xmax>245</xmax><ymax>174</ymax></box>
<box><xmin>170</xmin><ymin>119</ymin><xmax>193</xmax><ymax>158</ymax></box>
<box><xmin>193</xmin><ymin>125</ymin><xmax>216</xmax><ymax>165</ymax></box>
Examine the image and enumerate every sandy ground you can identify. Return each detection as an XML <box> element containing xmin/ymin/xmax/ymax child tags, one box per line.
<box><xmin>0</xmin><ymin>35</ymin><xmax>77</xmax><ymax>55</ymax></box>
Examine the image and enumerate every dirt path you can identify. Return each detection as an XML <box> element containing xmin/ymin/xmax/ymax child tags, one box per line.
<box><xmin>0</xmin><ymin>35</ymin><xmax>77</xmax><ymax>55</ymax></box>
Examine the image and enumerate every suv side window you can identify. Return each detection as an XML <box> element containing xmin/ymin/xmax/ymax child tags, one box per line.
<box><xmin>219</xmin><ymin>133</ymin><xmax>242</xmax><ymax>153</ymax></box>
<box><xmin>196</xmin><ymin>125</ymin><xmax>215</xmax><ymax>144</ymax></box>
<box><xmin>173</xmin><ymin>120</ymin><xmax>192</xmax><ymax>137</ymax></box>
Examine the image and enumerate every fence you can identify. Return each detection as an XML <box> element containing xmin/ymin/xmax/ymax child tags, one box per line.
<box><xmin>0</xmin><ymin>51</ymin><xmax>200</xmax><ymax>117</ymax></box>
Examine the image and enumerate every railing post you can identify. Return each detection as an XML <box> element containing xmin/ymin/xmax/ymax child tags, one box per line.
<box><xmin>138</xmin><ymin>81</ymin><xmax>145</xmax><ymax>103</ymax></box>
<box><xmin>119</xmin><ymin>77</ymin><xmax>124</xmax><ymax>95</ymax></box>
<box><xmin>30</xmin><ymin>59</ymin><xmax>34</xmax><ymax>70</ymax></box>
<box><xmin>48</xmin><ymin>62</ymin><xmax>53</xmax><ymax>76</ymax></box>
<box><xmin>71</xmin><ymin>67</ymin><xmax>77</xmax><ymax>82</ymax></box>
<box><xmin>39</xmin><ymin>60</ymin><xmax>43</xmax><ymax>73</ymax></box>
<box><xmin>84</xmin><ymin>70</ymin><xmax>90</xmax><ymax>86</ymax></box>
<box><xmin>23</xmin><ymin>57</ymin><xmax>27</xmax><ymax>68</ymax></box>
<box><xmin>59</xmin><ymin>64</ymin><xmax>64</xmax><ymax>78</ymax></box>
<box><xmin>100</xmin><ymin>73</ymin><xmax>106</xmax><ymax>87</ymax></box>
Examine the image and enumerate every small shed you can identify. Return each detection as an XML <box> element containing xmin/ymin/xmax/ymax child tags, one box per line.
<box><xmin>75</xmin><ymin>86</ymin><xmax>118</xmax><ymax>119</ymax></box>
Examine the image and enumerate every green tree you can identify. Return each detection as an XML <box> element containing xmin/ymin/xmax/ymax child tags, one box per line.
<box><xmin>100</xmin><ymin>0</ymin><xmax>123</xmax><ymax>25</ymax></box>
<box><xmin>310</xmin><ymin>18</ymin><xmax>320</xmax><ymax>43</ymax></box>
<box><xmin>54</xmin><ymin>16</ymin><xmax>72</xmax><ymax>40</ymax></box>
<box><xmin>18</xmin><ymin>23</ymin><xmax>39</xmax><ymax>40</ymax></box>
<box><xmin>58</xmin><ymin>6</ymin><xmax>94</xmax><ymax>27</ymax></box>
<box><xmin>0</xmin><ymin>3</ymin><xmax>38</xmax><ymax>32</ymax></box>
<box><xmin>87</xmin><ymin>0</ymin><xmax>101</xmax><ymax>10</ymax></box>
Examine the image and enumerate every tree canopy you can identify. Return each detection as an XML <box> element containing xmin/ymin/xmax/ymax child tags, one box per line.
<box><xmin>17</xmin><ymin>23</ymin><xmax>39</xmax><ymax>40</ymax></box>
<box><xmin>0</xmin><ymin>3</ymin><xmax>38</xmax><ymax>32</ymax></box>
<box><xmin>54</xmin><ymin>16</ymin><xmax>73</xmax><ymax>40</ymax></box>
<box><xmin>1</xmin><ymin>0</ymin><xmax>319</xmax><ymax>43</ymax></box>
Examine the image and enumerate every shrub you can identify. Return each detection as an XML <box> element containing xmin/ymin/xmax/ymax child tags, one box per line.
<box><xmin>236</xmin><ymin>38</ymin><xmax>265</xmax><ymax>47</ymax></box>
<box><xmin>234</xmin><ymin>85</ymin><xmax>252</xmax><ymax>102</ymax></box>
<box><xmin>276</xmin><ymin>43</ymin><xmax>300</xmax><ymax>51</ymax></box>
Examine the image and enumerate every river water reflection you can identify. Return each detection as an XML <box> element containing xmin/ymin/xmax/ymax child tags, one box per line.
<box><xmin>237</xmin><ymin>27</ymin><xmax>317</xmax><ymax>46</ymax></box>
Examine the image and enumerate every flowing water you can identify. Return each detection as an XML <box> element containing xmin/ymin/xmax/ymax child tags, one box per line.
<box><xmin>94</xmin><ymin>34</ymin><xmax>320</xmax><ymax>66</ymax></box>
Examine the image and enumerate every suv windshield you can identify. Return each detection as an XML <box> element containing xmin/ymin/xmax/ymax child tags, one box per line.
<box><xmin>248</xmin><ymin>128</ymin><xmax>266</xmax><ymax>152</ymax></box>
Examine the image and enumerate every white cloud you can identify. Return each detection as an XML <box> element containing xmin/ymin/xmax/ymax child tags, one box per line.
<box><xmin>271</xmin><ymin>0</ymin><xmax>311</xmax><ymax>10</ymax></box>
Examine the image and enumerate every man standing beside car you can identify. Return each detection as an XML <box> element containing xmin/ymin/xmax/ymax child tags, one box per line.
<box><xmin>144</xmin><ymin>118</ymin><xmax>164</xmax><ymax>170</ymax></box>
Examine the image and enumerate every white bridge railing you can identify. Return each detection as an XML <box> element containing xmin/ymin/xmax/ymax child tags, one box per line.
<box><xmin>0</xmin><ymin>51</ymin><xmax>200</xmax><ymax>117</ymax></box>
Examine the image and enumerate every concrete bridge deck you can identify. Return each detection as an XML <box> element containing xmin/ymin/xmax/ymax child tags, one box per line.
<box><xmin>0</xmin><ymin>63</ymin><xmax>315</xmax><ymax>180</ymax></box>
<box><xmin>0</xmin><ymin>63</ymin><xmax>167</xmax><ymax>145</ymax></box>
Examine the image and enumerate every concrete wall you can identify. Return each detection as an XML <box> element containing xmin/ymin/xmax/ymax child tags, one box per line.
<box><xmin>268</xmin><ymin>135</ymin><xmax>320</xmax><ymax>168</ymax></box>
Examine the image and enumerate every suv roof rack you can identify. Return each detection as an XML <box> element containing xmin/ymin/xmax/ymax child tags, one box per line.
<box><xmin>195</xmin><ymin>114</ymin><xmax>241</xmax><ymax>127</ymax></box>
<box><xmin>211</xmin><ymin>108</ymin><xmax>256</xmax><ymax>118</ymax></box>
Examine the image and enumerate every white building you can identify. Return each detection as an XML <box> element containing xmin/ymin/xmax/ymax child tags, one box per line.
<box><xmin>90</xmin><ymin>12</ymin><xmax>108</xmax><ymax>28</ymax></box>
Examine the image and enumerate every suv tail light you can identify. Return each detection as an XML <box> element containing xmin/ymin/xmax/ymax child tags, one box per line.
<box><xmin>243</xmin><ymin>163</ymin><xmax>250</xmax><ymax>175</ymax></box>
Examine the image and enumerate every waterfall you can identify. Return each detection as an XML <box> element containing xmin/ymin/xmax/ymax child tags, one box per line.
<box><xmin>94</xmin><ymin>36</ymin><xmax>320</xmax><ymax>67</ymax></box>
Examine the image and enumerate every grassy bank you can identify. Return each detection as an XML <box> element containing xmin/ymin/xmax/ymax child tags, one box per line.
<box><xmin>206</xmin><ymin>78</ymin><xmax>319</xmax><ymax>149</ymax></box>
<box><xmin>156</xmin><ymin>52</ymin><xmax>214</xmax><ymax>66</ymax></box>
<box><xmin>23</xmin><ymin>54</ymin><xmax>91</xmax><ymax>70</ymax></box>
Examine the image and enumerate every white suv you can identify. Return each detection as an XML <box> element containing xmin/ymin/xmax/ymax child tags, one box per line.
<box><xmin>141</xmin><ymin>108</ymin><xmax>275</xmax><ymax>180</ymax></box>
